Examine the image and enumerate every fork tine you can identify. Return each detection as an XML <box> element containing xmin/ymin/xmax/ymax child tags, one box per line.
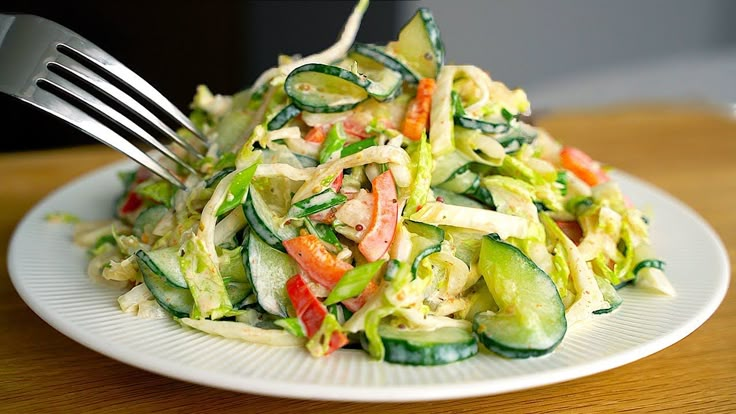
<box><xmin>56</xmin><ymin>41</ymin><xmax>206</xmax><ymax>143</ymax></box>
<box><xmin>40</xmin><ymin>71</ymin><xmax>198</xmax><ymax>178</ymax></box>
<box><xmin>49</xmin><ymin>54</ymin><xmax>204</xmax><ymax>160</ymax></box>
<box><xmin>21</xmin><ymin>87</ymin><xmax>186</xmax><ymax>189</ymax></box>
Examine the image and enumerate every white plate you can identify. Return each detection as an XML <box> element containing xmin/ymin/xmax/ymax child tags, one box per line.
<box><xmin>8</xmin><ymin>161</ymin><xmax>730</xmax><ymax>402</ymax></box>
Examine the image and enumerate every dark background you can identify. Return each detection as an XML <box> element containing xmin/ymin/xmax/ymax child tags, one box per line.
<box><xmin>4</xmin><ymin>1</ymin><xmax>733</xmax><ymax>153</ymax></box>
<box><xmin>0</xmin><ymin>0</ymin><xmax>402</xmax><ymax>151</ymax></box>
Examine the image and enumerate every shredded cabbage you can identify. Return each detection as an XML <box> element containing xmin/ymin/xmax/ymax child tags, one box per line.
<box><xmin>179</xmin><ymin>318</ymin><xmax>305</xmax><ymax>346</ymax></box>
<box><xmin>411</xmin><ymin>202</ymin><xmax>534</xmax><ymax>240</ymax></box>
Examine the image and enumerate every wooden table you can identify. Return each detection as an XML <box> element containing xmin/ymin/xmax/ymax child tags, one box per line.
<box><xmin>2</xmin><ymin>105</ymin><xmax>734</xmax><ymax>412</ymax></box>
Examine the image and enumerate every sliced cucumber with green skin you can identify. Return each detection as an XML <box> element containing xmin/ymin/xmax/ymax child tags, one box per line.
<box><xmin>612</xmin><ymin>259</ymin><xmax>665</xmax><ymax>290</ymax></box>
<box><xmin>405</xmin><ymin>220</ymin><xmax>444</xmax><ymax>275</ymax></box>
<box><xmin>633</xmin><ymin>259</ymin><xmax>666</xmax><ymax>276</ymax></box>
<box><xmin>138</xmin><ymin>247</ymin><xmax>187</xmax><ymax>288</ymax></box>
<box><xmin>437</xmin><ymin>168</ymin><xmax>495</xmax><ymax>208</ymax></box>
<box><xmin>431</xmin><ymin>187</ymin><xmax>487</xmax><ymax>209</ymax></box>
<box><xmin>431</xmin><ymin>151</ymin><xmax>471</xmax><ymax>186</ymax></box>
<box><xmin>266</xmin><ymin>103</ymin><xmax>301</xmax><ymax>130</ymax></box>
<box><xmin>455</xmin><ymin>115</ymin><xmax>511</xmax><ymax>134</ymax></box>
<box><xmin>364</xmin><ymin>325</ymin><xmax>478</xmax><ymax>366</ymax></box>
<box><xmin>469</xmin><ymin>183</ymin><xmax>495</xmax><ymax>208</ymax></box>
<box><xmin>341</xmin><ymin>55</ymin><xmax>403</xmax><ymax>102</ymax></box>
<box><xmin>136</xmin><ymin>250</ymin><xmax>193</xmax><ymax>317</ymax></box>
<box><xmin>287</xmin><ymin>188</ymin><xmax>347</xmax><ymax>218</ymax></box>
<box><xmin>294</xmin><ymin>154</ymin><xmax>319</xmax><ymax>168</ymax></box>
<box><xmin>473</xmin><ymin>234</ymin><xmax>567</xmax><ymax>358</ymax></box>
<box><xmin>452</xmin><ymin>90</ymin><xmax>518</xmax><ymax>136</ymax></box>
<box><xmin>439</xmin><ymin>167</ymin><xmax>475</xmax><ymax>193</ymax></box>
<box><xmin>133</xmin><ymin>205</ymin><xmax>167</xmax><ymax>238</ymax></box>
<box><xmin>284</xmin><ymin>64</ymin><xmax>369</xmax><ymax>113</ymax></box>
<box><xmin>390</xmin><ymin>8</ymin><xmax>444</xmax><ymax>79</ymax></box>
<box><xmin>593</xmin><ymin>275</ymin><xmax>622</xmax><ymax>315</ymax></box>
<box><xmin>350</xmin><ymin>43</ymin><xmax>419</xmax><ymax>84</ymax></box>
<box><xmin>243</xmin><ymin>231</ymin><xmax>298</xmax><ymax>317</ymax></box>
<box><xmin>226</xmin><ymin>281</ymin><xmax>253</xmax><ymax>309</ymax></box>
<box><xmin>496</xmin><ymin>125</ymin><xmax>537</xmax><ymax>154</ymax></box>
<box><xmin>242</xmin><ymin>186</ymin><xmax>298</xmax><ymax>252</ymax></box>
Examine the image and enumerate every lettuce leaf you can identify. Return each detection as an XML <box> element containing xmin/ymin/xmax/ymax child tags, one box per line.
<box><xmin>404</xmin><ymin>135</ymin><xmax>433</xmax><ymax>216</ymax></box>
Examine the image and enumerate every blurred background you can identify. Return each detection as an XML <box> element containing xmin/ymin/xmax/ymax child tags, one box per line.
<box><xmin>1</xmin><ymin>0</ymin><xmax>734</xmax><ymax>151</ymax></box>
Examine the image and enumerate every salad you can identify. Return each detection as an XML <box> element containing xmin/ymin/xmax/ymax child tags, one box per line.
<box><xmin>76</xmin><ymin>0</ymin><xmax>674</xmax><ymax>365</ymax></box>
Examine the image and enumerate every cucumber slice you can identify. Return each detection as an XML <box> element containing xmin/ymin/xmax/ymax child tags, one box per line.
<box><xmin>431</xmin><ymin>151</ymin><xmax>471</xmax><ymax>186</ymax></box>
<box><xmin>496</xmin><ymin>125</ymin><xmax>537</xmax><ymax>154</ymax></box>
<box><xmin>266</xmin><ymin>103</ymin><xmax>301</xmax><ymax>130</ymax></box>
<box><xmin>243</xmin><ymin>231</ymin><xmax>298</xmax><ymax>317</ymax></box>
<box><xmin>455</xmin><ymin>115</ymin><xmax>511</xmax><ymax>134</ymax></box>
<box><xmin>364</xmin><ymin>70</ymin><xmax>402</xmax><ymax>102</ymax></box>
<box><xmin>343</xmin><ymin>53</ymin><xmax>403</xmax><ymax>101</ymax></box>
<box><xmin>284</xmin><ymin>63</ymin><xmax>369</xmax><ymax>113</ymax></box>
<box><xmin>438</xmin><ymin>168</ymin><xmax>477</xmax><ymax>194</ymax></box>
<box><xmin>132</xmin><ymin>205</ymin><xmax>167</xmax><ymax>238</ymax></box>
<box><xmin>242</xmin><ymin>186</ymin><xmax>298</xmax><ymax>252</ymax></box>
<box><xmin>389</xmin><ymin>8</ymin><xmax>444</xmax><ymax>79</ymax></box>
<box><xmin>473</xmin><ymin>234</ymin><xmax>567</xmax><ymax>358</ymax></box>
<box><xmin>366</xmin><ymin>325</ymin><xmax>478</xmax><ymax>366</ymax></box>
<box><xmin>431</xmin><ymin>187</ymin><xmax>487</xmax><ymax>209</ymax></box>
<box><xmin>226</xmin><ymin>281</ymin><xmax>252</xmax><ymax>309</ymax></box>
<box><xmin>136</xmin><ymin>250</ymin><xmax>194</xmax><ymax>317</ymax></box>
<box><xmin>436</xmin><ymin>167</ymin><xmax>495</xmax><ymax>208</ymax></box>
<box><xmin>351</xmin><ymin>43</ymin><xmax>419</xmax><ymax>84</ymax></box>
<box><xmin>458</xmin><ymin>280</ymin><xmax>497</xmax><ymax>321</ymax></box>
<box><xmin>404</xmin><ymin>220</ymin><xmax>444</xmax><ymax>275</ymax></box>
<box><xmin>138</xmin><ymin>247</ymin><xmax>187</xmax><ymax>288</ymax></box>
<box><xmin>294</xmin><ymin>154</ymin><xmax>319</xmax><ymax>168</ymax></box>
<box><xmin>593</xmin><ymin>275</ymin><xmax>623</xmax><ymax>314</ymax></box>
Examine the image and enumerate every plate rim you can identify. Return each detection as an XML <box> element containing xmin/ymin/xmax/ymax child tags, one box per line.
<box><xmin>7</xmin><ymin>160</ymin><xmax>731</xmax><ymax>402</ymax></box>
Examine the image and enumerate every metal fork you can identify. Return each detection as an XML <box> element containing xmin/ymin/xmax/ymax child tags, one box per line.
<box><xmin>0</xmin><ymin>14</ymin><xmax>206</xmax><ymax>189</ymax></box>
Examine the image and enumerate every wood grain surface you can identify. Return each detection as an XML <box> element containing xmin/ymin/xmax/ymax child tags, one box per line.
<box><xmin>1</xmin><ymin>105</ymin><xmax>734</xmax><ymax>413</ymax></box>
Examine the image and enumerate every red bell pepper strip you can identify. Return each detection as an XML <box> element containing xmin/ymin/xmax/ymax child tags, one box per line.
<box><xmin>304</xmin><ymin>126</ymin><xmax>327</xmax><ymax>143</ymax></box>
<box><xmin>118</xmin><ymin>167</ymin><xmax>151</xmax><ymax>215</ymax></box>
<box><xmin>119</xmin><ymin>192</ymin><xmax>143</xmax><ymax>215</ymax></box>
<box><xmin>330</xmin><ymin>171</ymin><xmax>343</xmax><ymax>192</ymax></box>
<box><xmin>560</xmin><ymin>147</ymin><xmax>609</xmax><ymax>187</ymax></box>
<box><xmin>285</xmin><ymin>274</ymin><xmax>348</xmax><ymax>355</ymax></box>
<box><xmin>283</xmin><ymin>234</ymin><xmax>376</xmax><ymax>311</ymax></box>
<box><xmin>342</xmin><ymin>117</ymin><xmax>371</xmax><ymax>139</ymax></box>
<box><xmin>359</xmin><ymin>170</ymin><xmax>398</xmax><ymax>262</ymax></box>
<box><xmin>283</xmin><ymin>234</ymin><xmax>353</xmax><ymax>287</ymax></box>
<box><xmin>402</xmin><ymin>78</ymin><xmax>436</xmax><ymax>140</ymax></box>
<box><xmin>555</xmin><ymin>220</ymin><xmax>584</xmax><ymax>245</ymax></box>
